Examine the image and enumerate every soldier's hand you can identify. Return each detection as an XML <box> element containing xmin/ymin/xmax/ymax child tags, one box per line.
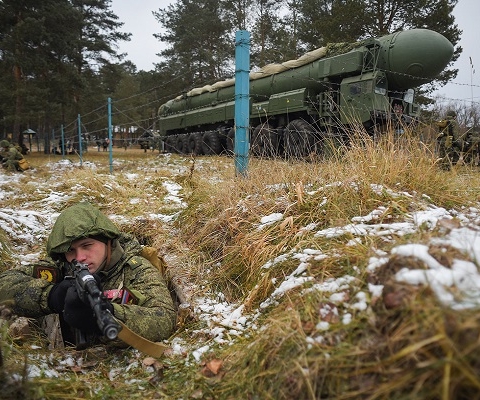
<box><xmin>63</xmin><ymin>286</ymin><xmax>99</xmax><ymax>333</ymax></box>
<box><xmin>63</xmin><ymin>286</ymin><xmax>113</xmax><ymax>334</ymax></box>
<box><xmin>47</xmin><ymin>279</ymin><xmax>75</xmax><ymax>313</ymax></box>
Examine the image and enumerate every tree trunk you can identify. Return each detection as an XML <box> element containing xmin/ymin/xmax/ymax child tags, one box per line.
<box><xmin>13</xmin><ymin>63</ymin><xmax>24</xmax><ymax>147</ymax></box>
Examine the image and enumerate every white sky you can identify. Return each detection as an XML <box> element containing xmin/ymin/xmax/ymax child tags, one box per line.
<box><xmin>111</xmin><ymin>0</ymin><xmax>479</xmax><ymax>105</ymax></box>
<box><xmin>111</xmin><ymin>0</ymin><xmax>170</xmax><ymax>71</ymax></box>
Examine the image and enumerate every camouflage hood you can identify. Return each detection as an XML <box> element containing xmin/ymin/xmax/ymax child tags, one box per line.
<box><xmin>47</xmin><ymin>202</ymin><xmax>120</xmax><ymax>260</ymax></box>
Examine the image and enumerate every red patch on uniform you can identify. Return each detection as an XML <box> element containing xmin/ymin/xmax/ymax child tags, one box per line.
<box><xmin>103</xmin><ymin>289</ymin><xmax>138</xmax><ymax>304</ymax></box>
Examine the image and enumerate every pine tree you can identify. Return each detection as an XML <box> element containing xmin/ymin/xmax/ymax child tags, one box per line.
<box><xmin>0</xmin><ymin>0</ymin><xmax>130</xmax><ymax>142</ymax></box>
<box><xmin>0</xmin><ymin>0</ymin><xmax>81</xmax><ymax>144</ymax></box>
<box><xmin>153</xmin><ymin>0</ymin><xmax>234</xmax><ymax>92</ymax></box>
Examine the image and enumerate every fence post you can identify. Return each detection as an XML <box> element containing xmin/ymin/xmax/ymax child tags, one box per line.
<box><xmin>77</xmin><ymin>114</ymin><xmax>83</xmax><ymax>166</ymax></box>
<box><xmin>234</xmin><ymin>30</ymin><xmax>250</xmax><ymax>177</ymax></box>
<box><xmin>108</xmin><ymin>97</ymin><xmax>113</xmax><ymax>174</ymax></box>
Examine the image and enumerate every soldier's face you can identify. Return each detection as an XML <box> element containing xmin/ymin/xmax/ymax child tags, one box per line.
<box><xmin>65</xmin><ymin>238</ymin><xmax>107</xmax><ymax>274</ymax></box>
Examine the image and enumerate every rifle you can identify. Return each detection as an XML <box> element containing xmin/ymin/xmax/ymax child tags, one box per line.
<box><xmin>67</xmin><ymin>260</ymin><xmax>121</xmax><ymax>349</ymax></box>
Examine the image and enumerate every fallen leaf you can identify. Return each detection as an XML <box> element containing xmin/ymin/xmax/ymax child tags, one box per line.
<box><xmin>143</xmin><ymin>357</ymin><xmax>157</xmax><ymax>366</ymax></box>
<box><xmin>205</xmin><ymin>358</ymin><xmax>223</xmax><ymax>375</ymax></box>
<box><xmin>190</xmin><ymin>389</ymin><xmax>203</xmax><ymax>399</ymax></box>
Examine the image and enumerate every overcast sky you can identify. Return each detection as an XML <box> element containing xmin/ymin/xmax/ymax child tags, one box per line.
<box><xmin>111</xmin><ymin>0</ymin><xmax>478</xmax><ymax>105</ymax></box>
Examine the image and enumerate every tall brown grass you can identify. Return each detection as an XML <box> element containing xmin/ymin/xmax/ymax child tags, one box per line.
<box><xmin>1</xmin><ymin>128</ymin><xmax>480</xmax><ymax>399</ymax></box>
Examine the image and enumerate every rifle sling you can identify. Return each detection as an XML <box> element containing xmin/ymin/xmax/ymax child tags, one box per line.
<box><xmin>116</xmin><ymin>319</ymin><xmax>169</xmax><ymax>358</ymax></box>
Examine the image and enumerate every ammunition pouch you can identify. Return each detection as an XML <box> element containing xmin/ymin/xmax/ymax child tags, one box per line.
<box><xmin>18</xmin><ymin>158</ymin><xmax>30</xmax><ymax>171</ymax></box>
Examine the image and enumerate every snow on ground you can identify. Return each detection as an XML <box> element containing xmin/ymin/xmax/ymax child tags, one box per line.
<box><xmin>1</xmin><ymin>158</ymin><xmax>480</xmax><ymax>380</ymax></box>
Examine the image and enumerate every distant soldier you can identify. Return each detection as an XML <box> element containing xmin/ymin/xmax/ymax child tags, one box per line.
<box><xmin>461</xmin><ymin>129</ymin><xmax>480</xmax><ymax>166</ymax></box>
<box><xmin>103</xmin><ymin>138</ymin><xmax>109</xmax><ymax>152</ymax></box>
<box><xmin>0</xmin><ymin>140</ymin><xmax>25</xmax><ymax>172</ymax></box>
<box><xmin>436</xmin><ymin>110</ymin><xmax>461</xmax><ymax>170</ymax></box>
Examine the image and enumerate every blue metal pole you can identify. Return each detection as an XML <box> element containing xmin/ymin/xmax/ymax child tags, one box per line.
<box><xmin>77</xmin><ymin>114</ymin><xmax>83</xmax><ymax>166</ymax></box>
<box><xmin>108</xmin><ymin>97</ymin><xmax>113</xmax><ymax>174</ymax></box>
<box><xmin>234</xmin><ymin>30</ymin><xmax>250</xmax><ymax>177</ymax></box>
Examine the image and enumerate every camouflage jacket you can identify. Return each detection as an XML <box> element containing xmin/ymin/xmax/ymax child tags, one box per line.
<box><xmin>436</xmin><ymin>118</ymin><xmax>461</xmax><ymax>142</ymax></box>
<box><xmin>0</xmin><ymin>145</ymin><xmax>23</xmax><ymax>162</ymax></box>
<box><xmin>0</xmin><ymin>233</ymin><xmax>176</xmax><ymax>343</ymax></box>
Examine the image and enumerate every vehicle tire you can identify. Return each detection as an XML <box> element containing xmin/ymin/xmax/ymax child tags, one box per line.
<box><xmin>169</xmin><ymin>135</ymin><xmax>180</xmax><ymax>153</ymax></box>
<box><xmin>251</xmin><ymin>123</ymin><xmax>279</xmax><ymax>157</ymax></box>
<box><xmin>176</xmin><ymin>134</ymin><xmax>186</xmax><ymax>154</ymax></box>
<box><xmin>226</xmin><ymin>128</ymin><xmax>235</xmax><ymax>155</ymax></box>
<box><xmin>284</xmin><ymin>119</ymin><xmax>316</xmax><ymax>159</ymax></box>
<box><xmin>164</xmin><ymin>136</ymin><xmax>174</xmax><ymax>152</ymax></box>
<box><xmin>216</xmin><ymin>126</ymin><xmax>230</xmax><ymax>150</ymax></box>
<box><xmin>188</xmin><ymin>132</ymin><xmax>204</xmax><ymax>155</ymax></box>
<box><xmin>185</xmin><ymin>134</ymin><xmax>193</xmax><ymax>154</ymax></box>
<box><xmin>202</xmin><ymin>130</ymin><xmax>222</xmax><ymax>155</ymax></box>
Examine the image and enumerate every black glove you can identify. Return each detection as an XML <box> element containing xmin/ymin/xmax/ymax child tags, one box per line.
<box><xmin>47</xmin><ymin>279</ymin><xmax>75</xmax><ymax>313</ymax></box>
<box><xmin>63</xmin><ymin>285</ymin><xmax>114</xmax><ymax>334</ymax></box>
<box><xmin>63</xmin><ymin>286</ymin><xmax>98</xmax><ymax>333</ymax></box>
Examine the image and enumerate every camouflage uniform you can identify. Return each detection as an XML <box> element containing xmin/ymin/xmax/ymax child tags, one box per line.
<box><xmin>0</xmin><ymin>140</ymin><xmax>23</xmax><ymax>171</ymax></box>
<box><xmin>436</xmin><ymin>110</ymin><xmax>461</xmax><ymax>170</ymax></box>
<box><xmin>462</xmin><ymin>130</ymin><xmax>480</xmax><ymax>166</ymax></box>
<box><xmin>0</xmin><ymin>202</ymin><xmax>176</xmax><ymax>347</ymax></box>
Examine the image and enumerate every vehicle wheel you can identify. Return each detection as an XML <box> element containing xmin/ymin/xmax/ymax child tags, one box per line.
<box><xmin>170</xmin><ymin>135</ymin><xmax>181</xmax><ymax>153</ymax></box>
<box><xmin>216</xmin><ymin>125</ymin><xmax>230</xmax><ymax>150</ymax></box>
<box><xmin>226</xmin><ymin>128</ymin><xmax>235</xmax><ymax>154</ymax></box>
<box><xmin>284</xmin><ymin>119</ymin><xmax>316</xmax><ymax>159</ymax></box>
<box><xmin>176</xmin><ymin>134</ymin><xmax>186</xmax><ymax>154</ymax></box>
<box><xmin>164</xmin><ymin>136</ymin><xmax>174</xmax><ymax>152</ymax></box>
<box><xmin>251</xmin><ymin>123</ymin><xmax>279</xmax><ymax>157</ymax></box>
<box><xmin>187</xmin><ymin>132</ymin><xmax>202</xmax><ymax>155</ymax></box>
<box><xmin>202</xmin><ymin>130</ymin><xmax>222</xmax><ymax>155</ymax></box>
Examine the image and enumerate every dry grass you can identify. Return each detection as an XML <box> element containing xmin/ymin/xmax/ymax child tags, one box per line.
<box><xmin>170</xmin><ymin>129</ymin><xmax>480</xmax><ymax>398</ymax></box>
<box><xmin>2</xmin><ymin>129</ymin><xmax>480</xmax><ymax>399</ymax></box>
